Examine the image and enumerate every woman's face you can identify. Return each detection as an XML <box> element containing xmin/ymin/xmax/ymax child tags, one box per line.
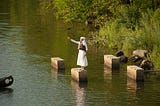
<box><xmin>80</xmin><ymin>38</ymin><xmax>84</xmax><ymax>42</ymax></box>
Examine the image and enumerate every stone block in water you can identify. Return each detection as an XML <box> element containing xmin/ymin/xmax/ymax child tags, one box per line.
<box><xmin>51</xmin><ymin>57</ymin><xmax>65</xmax><ymax>70</ymax></box>
<box><xmin>127</xmin><ymin>65</ymin><xmax>144</xmax><ymax>81</ymax></box>
<box><xmin>104</xmin><ymin>55</ymin><xmax>120</xmax><ymax>69</ymax></box>
<box><xmin>71</xmin><ymin>68</ymin><xmax>87</xmax><ymax>82</ymax></box>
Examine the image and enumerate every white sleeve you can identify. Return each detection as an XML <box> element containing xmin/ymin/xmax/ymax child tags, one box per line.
<box><xmin>70</xmin><ymin>39</ymin><xmax>79</xmax><ymax>44</ymax></box>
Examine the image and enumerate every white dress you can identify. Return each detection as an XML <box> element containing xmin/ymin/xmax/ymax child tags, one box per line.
<box><xmin>71</xmin><ymin>39</ymin><xmax>88</xmax><ymax>67</ymax></box>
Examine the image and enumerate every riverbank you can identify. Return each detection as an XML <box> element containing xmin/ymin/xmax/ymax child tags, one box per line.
<box><xmin>41</xmin><ymin>0</ymin><xmax>160</xmax><ymax>69</ymax></box>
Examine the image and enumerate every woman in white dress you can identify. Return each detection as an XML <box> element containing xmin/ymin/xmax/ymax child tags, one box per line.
<box><xmin>69</xmin><ymin>37</ymin><xmax>88</xmax><ymax>69</ymax></box>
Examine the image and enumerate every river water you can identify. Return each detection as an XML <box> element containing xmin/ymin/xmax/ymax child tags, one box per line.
<box><xmin>0</xmin><ymin>0</ymin><xmax>160</xmax><ymax>106</ymax></box>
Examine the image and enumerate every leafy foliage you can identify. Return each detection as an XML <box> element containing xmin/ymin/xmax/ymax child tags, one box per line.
<box><xmin>53</xmin><ymin>0</ymin><xmax>120</xmax><ymax>22</ymax></box>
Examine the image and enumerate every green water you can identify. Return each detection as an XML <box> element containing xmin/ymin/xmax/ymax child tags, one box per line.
<box><xmin>0</xmin><ymin>0</ymin><xmax>160</xmax><ymax>106</ymax></box>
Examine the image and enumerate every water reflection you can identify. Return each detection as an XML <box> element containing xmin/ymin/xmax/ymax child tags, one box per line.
<box><xmin>104</xmin><ymin>67</ymin><xmax>120</xmax><ymax>91</ymax></box>
<box><xmin>127</xmin><ymin>78</ymin><xmax>144</xmax><ymax>91</ymax></box>
<box><xmin>104</xmin><ymin>67</ymin><xmax>120</xmax><ymax>81</ymax></box>
<box><xmin>71</xmin><ymin>80</ymin><xmax>87</xmax><ymax>106</ymax></box>
<box><xmin>0</xmin><ymin>88</ymin><xmax>13</xmax><ymax>105</ymax></box>
<box><xmin>127</xmin><ymin>78</ymin><xmax>144</xmax><ymax>103</ymax></box>
<box><xmin>0</xmin><ymin>88</ymin><xmax>13</xmax><ymax>94</ymax></box>
<box><xmin>126</xmin><ymin>78</ymin><xmax>144</xmax><ymax>105</ymax></box>
<box><xmin>51</xmin><ymin>68</ymin><xmax>65</xmax><ymax>79</ymax></box>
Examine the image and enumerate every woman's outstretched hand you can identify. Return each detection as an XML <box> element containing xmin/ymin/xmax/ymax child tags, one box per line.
<box><xmin>67</xmin><ymin>36</ymin><xmax>70</xmax><ymax>40</ymax></box>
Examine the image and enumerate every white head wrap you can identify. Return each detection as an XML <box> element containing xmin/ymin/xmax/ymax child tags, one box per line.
<box><xmin>80</xmin><ymin>37</ymin><xmax>86</xmax><ymax>40</ymax></box>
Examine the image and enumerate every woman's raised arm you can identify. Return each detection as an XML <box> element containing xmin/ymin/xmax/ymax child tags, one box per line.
<box><xmin>68</xmin><ymin>37</ymin><xmax>79</xmax><ymax>44</ymax></box>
